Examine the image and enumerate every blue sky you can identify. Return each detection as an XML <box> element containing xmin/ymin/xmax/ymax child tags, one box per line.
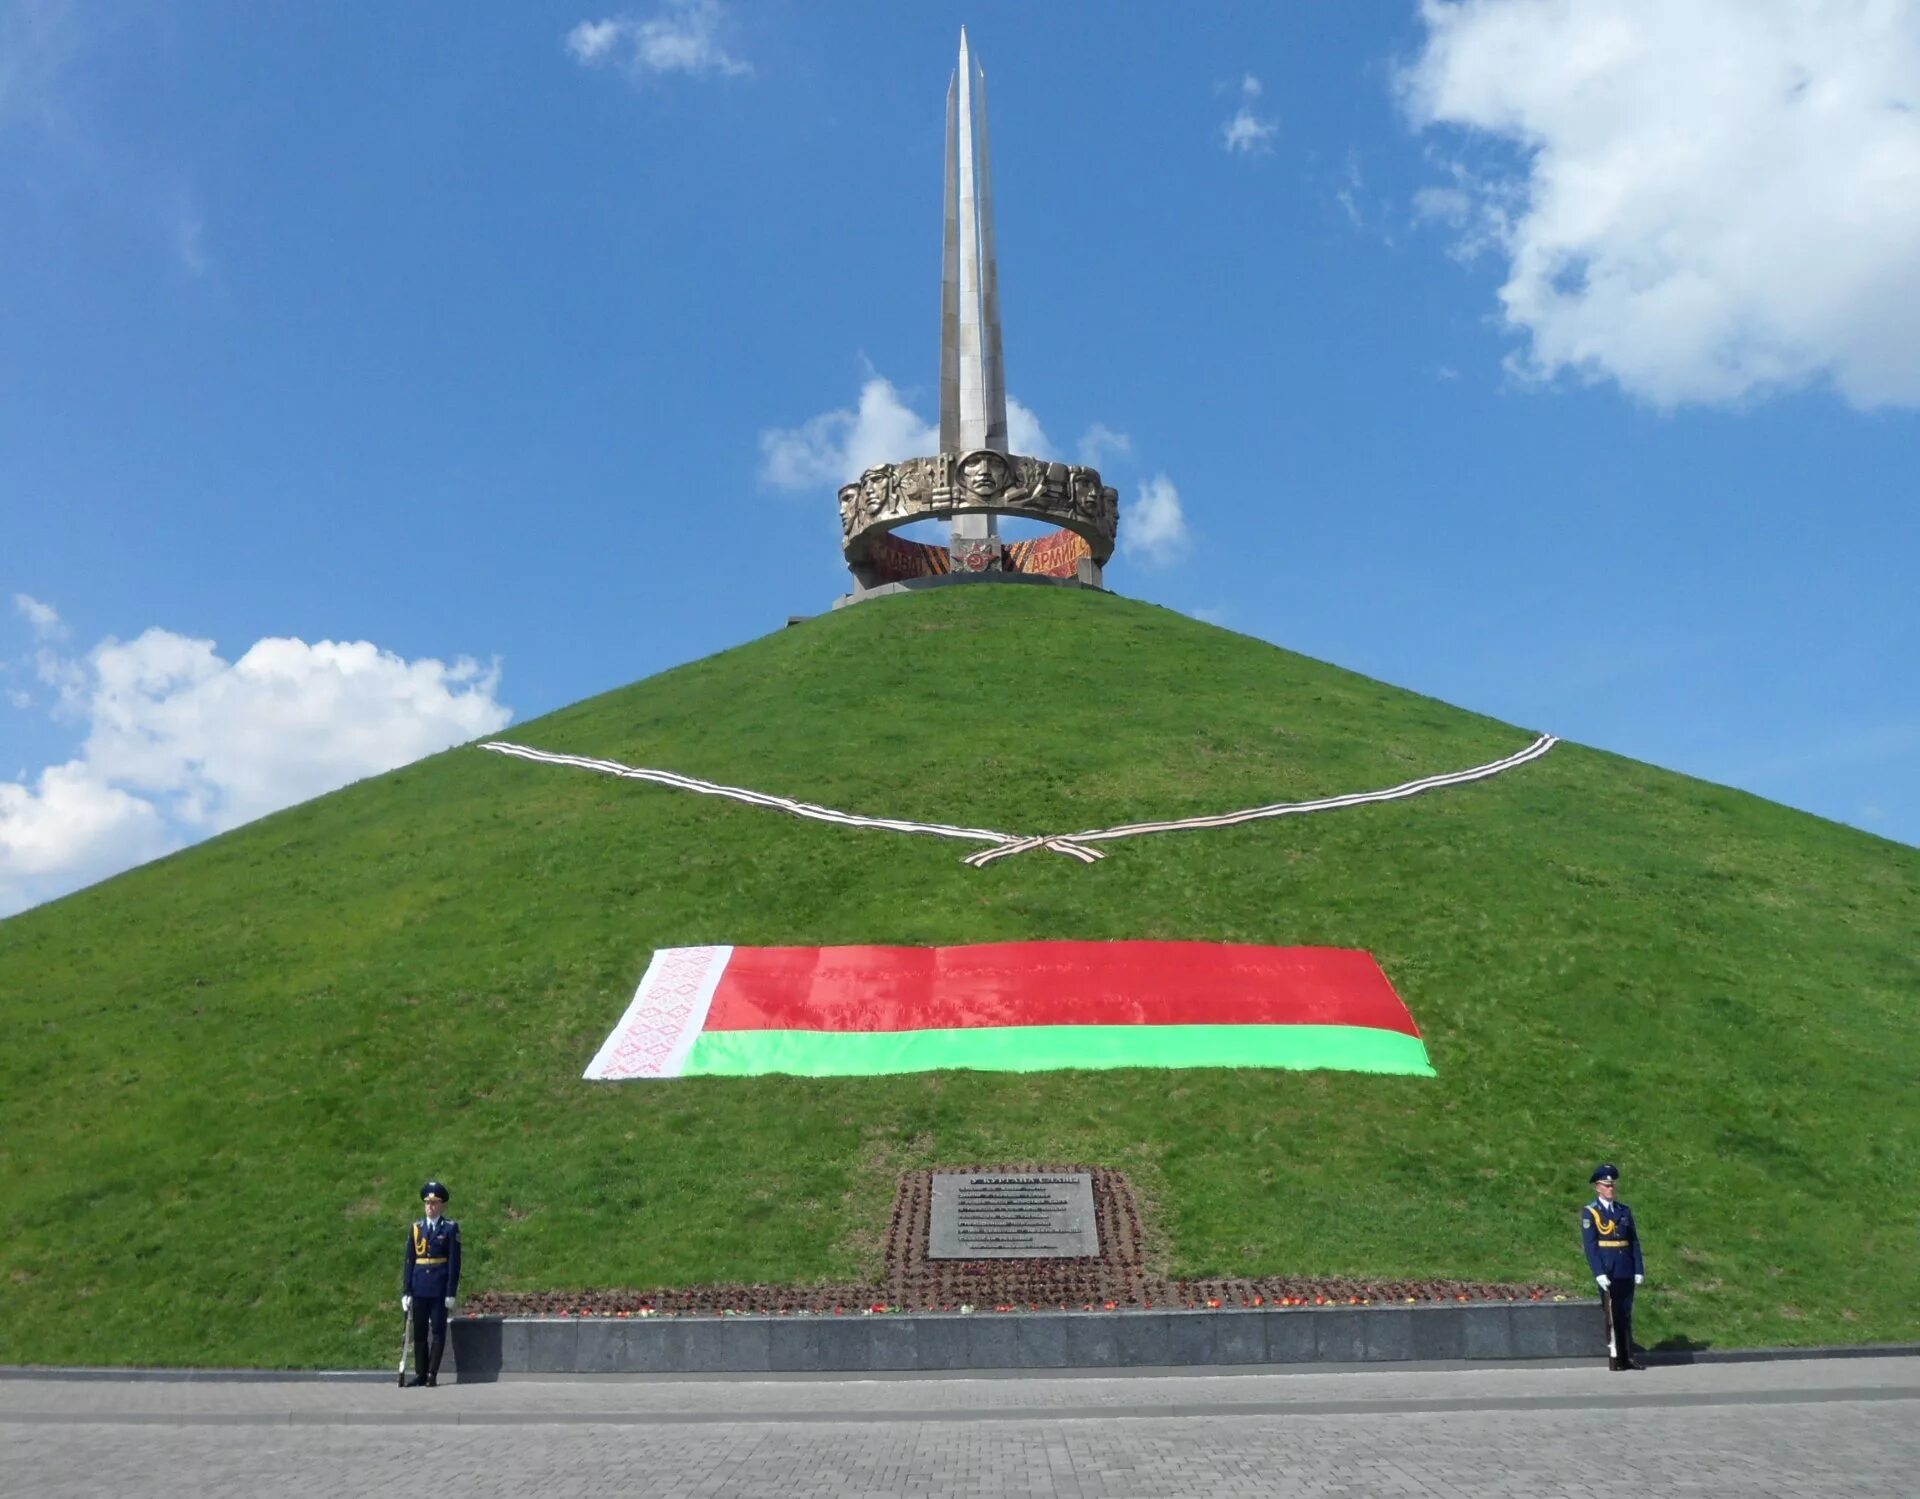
<box><xmin>4</xmin><ymin>0</ymin><xmax>1917</xmax><ymax>915</ymax></box>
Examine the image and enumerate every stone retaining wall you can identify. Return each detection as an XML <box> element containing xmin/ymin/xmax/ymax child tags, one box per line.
<box><xmin>446</xmin><ymin>1301</ymin><xmax>1600</xmax><ymax>1380</ymax></box>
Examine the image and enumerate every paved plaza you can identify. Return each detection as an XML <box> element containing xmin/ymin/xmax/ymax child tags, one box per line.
<box><xmin>3</xmin><ymin>1355</ymin><xmax>1915</xmax><ymax>1497</ymax></box>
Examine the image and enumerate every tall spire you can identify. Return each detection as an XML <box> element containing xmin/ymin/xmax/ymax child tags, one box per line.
<box><xmin>940</xmin><ymin>27</ymin><xmax>1008</xmax><ymax>460</ymax></box>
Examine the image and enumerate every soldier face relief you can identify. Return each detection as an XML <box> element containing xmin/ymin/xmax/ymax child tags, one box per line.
<box><xmin>1070</xmin><ymin>469</ymin><xmax>1099</xmax><ymax>516</ymax></box>
<box><xmin>859</xmin><ymin>468</ymin><xmax>892</xmax><ymax>517</ymax></box>
<box><xmin>960</xmin><ymin>451</ymin><xmax>1007</xmax><ymax>499</ymax></box>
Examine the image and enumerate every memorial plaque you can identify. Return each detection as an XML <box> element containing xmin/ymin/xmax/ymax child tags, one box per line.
<box><xmin>928</xmin><ymin>1172</ymin><xmax>1100</xmax><ymax>1259</ymax></box>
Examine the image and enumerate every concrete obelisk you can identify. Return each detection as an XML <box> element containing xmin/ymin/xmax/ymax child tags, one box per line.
<box><xmin>832</xmin><ymin>27</ymin><xmax>1118</xmax><ymax>603</ymax></box>
<box><xmin>940</xmin><ymin>28</ymin><xmax>1006</xmax><ymax>555</ymax></box>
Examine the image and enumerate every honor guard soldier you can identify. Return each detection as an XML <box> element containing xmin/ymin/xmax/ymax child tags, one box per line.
<box><xmin>401</xmin><ymin>1180</ymin><xmax>461</xmax><ymax>1387</ymax></box>
<box><xmin>1581</xmin><ymin>1163</ymin><xmax>1645</xmax><ymax>1370</ymax></box>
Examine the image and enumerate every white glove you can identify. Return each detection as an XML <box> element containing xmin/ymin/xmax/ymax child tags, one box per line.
<box><xmin>445</xmin><ymin>1298</ymin><xmax>456</xmax><ymax>1312</ymax></box>
<box><xmin>1634</xmin><ymin>1275</ymin><xmax>1643</xmax><ymax>1286</ymax></box>
<box><xmin>1595</xmin><ymin>1274</ymin><xmax>1611</xmax><ymax>1289</ymax></box>
<box><xmin>401</xmin><ymin>1294</ymin><xmax>412</xmax><ymax>1311</ymax></box>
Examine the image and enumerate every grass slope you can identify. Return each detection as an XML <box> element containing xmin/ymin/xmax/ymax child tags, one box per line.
<box><xmin>2</xmin><ymin>586</ymin><xmax>1915</xmax><ymax>1368</ymax></box>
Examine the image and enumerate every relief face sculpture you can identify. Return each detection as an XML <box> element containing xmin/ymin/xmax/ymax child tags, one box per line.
<box><xmin>959</xmin><ymin>450</ymin><xmax>1010</xmax><ymax>500</ymax></box>
<box><xmin>1043</xmin><ymin>462</ymin><xmax>1070</xmax><ymax>507</ymax></box>
<box><xmin>897</xmin><ymin>458</ymin><xmax>932</xmax><ymax>511</ymax></box>
<box><xmin>859</xmin><ymin>466</ymin><xmax>895</xmax><ymax>518</ymax></box>
<box><xmin>1069</xmin><ymin>466</ymin><xmax>1100</xmax><ymax>518</ymax></box>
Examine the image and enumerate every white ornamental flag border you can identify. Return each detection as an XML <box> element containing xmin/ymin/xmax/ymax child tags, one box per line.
<box><xmin>584</xmin><ymin>945</ymin><xmax>733</xmax><ymax>1081</ymax></box>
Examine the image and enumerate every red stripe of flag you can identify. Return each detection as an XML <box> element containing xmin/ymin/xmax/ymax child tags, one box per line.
<box><xmin>701</xmin><ymin>941</ymin><xmax>1419</xmax><ymax>1036</ymax></box>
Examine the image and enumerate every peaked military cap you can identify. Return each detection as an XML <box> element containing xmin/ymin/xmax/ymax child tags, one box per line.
<box><xmin>420</xmin><ymin>1179</ymin><xmax>451</xmax><ymax>1202</ymax></box>
<box><xmin>1589</xmin><ymin>1163</ymin><xmax>1619</xmax><ymax>1184</ymax></box>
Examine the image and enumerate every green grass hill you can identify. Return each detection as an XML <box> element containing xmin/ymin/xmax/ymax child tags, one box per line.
<box><xmin>2</xmin><ymin>585</ymin><xmax>1915</xmax><ymax>1368</ymax></box>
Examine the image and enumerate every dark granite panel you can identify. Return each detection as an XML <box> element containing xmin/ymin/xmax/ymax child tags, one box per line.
<box><xmin>1064</xmin><ymin>1315</ymin><xmax>1120</xmax><ymax>1369</ymax></box>
<box><xmin>1545</xmin><ymin>1301</ymin><xmax>1605</xmax><ymax>1357</ymax></box>
<box><xmin>1164</xmin><ymin>1312</ymin><xmax>1216</xmax><ymax>1367</ymax></box>
<box><xmin>1408</xmin><ymin>1306</ymin><xmax>1467</xmax><ymax>1362</ymax></box>
<box><xmin>574</xmin><ymin>1320</ymin><xmax>625</xmax><ymax>1374</ymax></box>
<box><xmin>622</xmin><ymin>1320</ymin><xmax>674</xmax><ymax>1373</ymax></box>
<box><xmin>964</xmin><ymin>1315</ymin><xmax>1021</xmax><ymax>1370</ymax></box>
<box><xmin>674</xmin><ymin>1318</ymin><xmax>773</xmax><ymax>1373</ymax></box>
<box><xmin>1262</xmin><ymin>1310</ymin><xmax>1316</xmax><ymax>1365</ymax></box>
<box><xmin>499</xmin><ymin>1318</ymin><xmax>533</xmax><ymax>1374</ymax></box>
<box><xmin>868</xmin><ymin>1317</ymin><xmax>921</xmax><ymax>1371</ymax></box>
<box><xmin>1212</xmin><ymin>1310</ymin><xmax>1269</xmax><ymax>1365</ymax></box>
<box><xmin>1362</xmin><ymin>1308</ymin><xmax>1415</xmax><ymax>1362</ymax></box>
<box><xmin>1313</xmin><ymin>1310</ymin><xmax>1368</xmax><ymax>1363</ymax></box>
<box><xmin>1462</xmin><ymin>1304</ymin><xmax>1515</xmax><ymax>1360</ymax></box>
<box><xmin>1015</xmin><ymin>1315</ymin><xmax>1071</xmax><ymax>1369</ymax></box>
<box><xmin>767</xmin><ymin>1317</ymin><xmax>865</xmax><ymax>1373</ymax></box>
<box><xmin>448</xmin><ymin>1318</ymin><xmax>501</xmax><ymax>1383</ymax></box>
<box><xmin>909</xmin><ymin>1317</ymin><xmax>969</xmax><ymax>1372</ymax></box>
<box><xmin>1511</xmin><ymin>1303</ymin><xmax>1577</xmax><ymax>1359</ymax></box>
<box><xmin>523</xmin><ymin>1320</ymin><xmax>581</xmax><ymax>1374</ymax></box>
<box><xmin>1113</xmin><ymin>1313</ymin><xmax>1171</xmax><ymax>1368</ymax></box>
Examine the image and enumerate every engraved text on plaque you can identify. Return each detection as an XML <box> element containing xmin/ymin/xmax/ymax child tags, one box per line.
<box><xmin>927</xmin><ymin>1172</ymin><xmax>1099</xmax><ymax>1259</ymax></box>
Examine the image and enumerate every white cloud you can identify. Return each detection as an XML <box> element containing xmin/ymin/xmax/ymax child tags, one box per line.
<box><xmin>172</xmin><ymin>199</ymin><xmax>209</xmax><ymax>276</ymax></box>
<box><xmin>1006</xmin><ymin>397</ymin><xmax>1057</xmax><ymax>461</ymax></box>
<box><xmin>13</xmin><ymin>593</ymin><xmax>65</xmax><ymax>640</ymax></box>
<box><xmin>566</xmin><ymin>1</ymin><xmax>751</xmax><ymax>80</ymax></box>
<box><xmin>1222</xmin><ymin>74</ymin><xmax>1278</xmax><ymax>154</ymax></box>
<box><xmin>0</xmin><ymin>760</ymin><xmax>175</xmax><ymax>918</ymax></box>
<box><xmin>1403</xmin><ymin>0</ymin><xmax>1920</xmax><ymax>408</ymax></box>
<box><xmin>758</xmin><ymin>379</ymin><xmax>1059</xmax><ymax>489</ymax></box>
<box><xmin>758</xmin><ymin>377</ymin><xmax>939</xmax><ymax>490</ymax></box>
<box><xmin>1121</xmin><ymin>474</ymin><xmax>1191</xmax><ymax>569</ymax></box>
<box><xmin>566</xmin><ymin>19</ymin><xmax>624</xmax><ymax>63</ymax></box>
<box><xmin>1334</xmin><ymin>150</ymin><xmax>1371</xmax><ymax>232</ymax></box>
<box><xmin>1412</xmin><ymin>185</ymin><xmax>1473</xmax><ymax>226</ymax></box>
<box><xmin>0</xmin><ymin>0</ymin><xmax>81</xmax><ymax>139</ymax></box>
<box><xmin>1076</xmin><ymin>423</ymin><xmax>1133</xmax><ymax>468</ymax></box>
<box><xmin>0</xmin><ymin>622</ymin><xmax>511</xmax><ymax>918</ymax></box>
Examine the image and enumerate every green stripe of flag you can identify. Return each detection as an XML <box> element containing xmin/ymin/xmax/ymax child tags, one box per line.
<box><xmin>682</xmin><ymin>1024</ymin><xmax>1434</xmax><ymax>1079</ymax></box>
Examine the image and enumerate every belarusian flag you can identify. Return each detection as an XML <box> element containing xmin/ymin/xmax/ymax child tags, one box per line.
<box><xmin>584</xmin><ymin>942</ymin><xmax>1433</xmax><ymax>1081</ymax></box>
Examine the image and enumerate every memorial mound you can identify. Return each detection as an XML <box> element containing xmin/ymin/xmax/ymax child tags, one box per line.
<box><xmin>0</xmin><ymin>584</ymin><xmax>1914</xmax><ymax>1369</ymax></box>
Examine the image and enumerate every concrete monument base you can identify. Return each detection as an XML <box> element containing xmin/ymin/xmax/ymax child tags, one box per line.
<box><xmin>833</xmin><ymin>568</ymin><xmax>1106</xmax><ymax>610</ymax></box>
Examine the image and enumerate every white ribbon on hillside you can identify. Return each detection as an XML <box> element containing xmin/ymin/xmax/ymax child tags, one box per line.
<box><xmin>480</xmin><ymin>729</ymin><xmax>1559</xmax><ymax>859</ymax></box>
<box><xmin>480</xmin><ymin>733</ymin><xmax>1557</xmax><ymax>866</ymax></box>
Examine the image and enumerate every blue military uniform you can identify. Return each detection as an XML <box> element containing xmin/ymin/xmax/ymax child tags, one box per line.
<box><xmin>1580</xmin><ymin>1163</ymin><xmax>1645</xmax><ymax>1370</ymax></box>
<box><xmin>403</xmin><ymin>1180</ymin><xmax>462</xmax><ymax>1386</ymax></box>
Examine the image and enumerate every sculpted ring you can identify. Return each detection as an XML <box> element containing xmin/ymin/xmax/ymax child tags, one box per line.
<box><xmin>839</xmin><ymin>451</ymin><xmax>1119</xmax><ymax>589</ymax></box>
